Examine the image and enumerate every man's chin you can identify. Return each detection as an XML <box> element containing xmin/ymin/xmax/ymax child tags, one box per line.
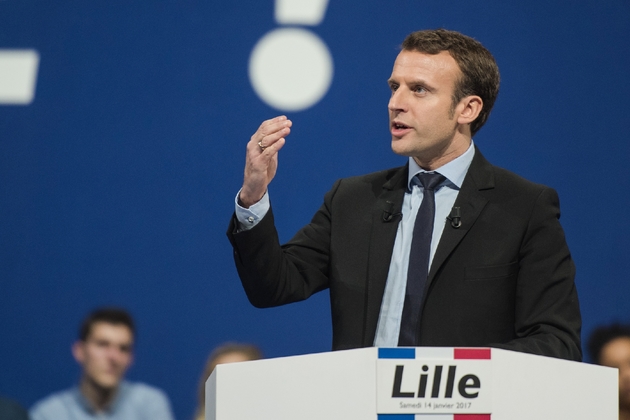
<box><xmin>390</xmin><ymin>142</ymin><xmax>414</xmax><ymax>158</ymax></box>
<box><xmin>91</xmin><ymin>377</ymin><xmax>122</xmax><ymax>391</ymax></box>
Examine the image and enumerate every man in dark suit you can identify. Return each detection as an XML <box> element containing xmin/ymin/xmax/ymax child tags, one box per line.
<box><xmin>228</xmin><ymin>29</ymin><xmax>581</xmax><ymax>361</ymax></box>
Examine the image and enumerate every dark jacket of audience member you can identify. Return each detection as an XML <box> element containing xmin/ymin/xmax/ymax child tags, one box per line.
<box><xmin>0</xmin><ymin>396</ymin><xmax>29</xmax><ymax>420</ymax></box>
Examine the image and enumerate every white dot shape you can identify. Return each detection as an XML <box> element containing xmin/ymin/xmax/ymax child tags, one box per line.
<box><xmin>275</xmin><ymin>0</ymin><xmax>330</xmax><ymax>25</ymax></box>
<box><xmin>0</xmin><ymin>49</ymin><xmax>40</xmax><ymax>105</ymax></box>
<box><xmin>249</xmin><ymin>28</ymin><xmax>333</xmax><ymax>112</ymax></box>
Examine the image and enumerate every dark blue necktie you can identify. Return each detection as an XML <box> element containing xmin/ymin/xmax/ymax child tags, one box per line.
<box><xmin>398</xmin><ymin>172</ymin><xmax>446</xmax><ymax>346</ymax></box>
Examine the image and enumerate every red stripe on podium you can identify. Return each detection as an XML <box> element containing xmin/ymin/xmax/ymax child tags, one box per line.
<box><xmin>453</xmin><ymin>348</ymin><xmax>491</xmax><ymax>359</ymax></box>
<box><xmin>454</xmin><ymin>415</ymin><xmax>491</xmax><ymax>420</ymax></box>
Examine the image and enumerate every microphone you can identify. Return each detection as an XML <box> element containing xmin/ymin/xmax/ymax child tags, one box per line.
<box><xmin>447</xmin><ymin>206</ymin><xmax>462</xmax><ymax>228</ymax></box>
<box><xmin>382</xmin><ymin>200</ymin><xmax>402</xmax><ymax>222</ymax></box>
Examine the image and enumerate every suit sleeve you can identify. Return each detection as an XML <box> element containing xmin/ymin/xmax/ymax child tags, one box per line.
<box><xmin>492</xmin><ymin>187</ymin><xmax>582</xmax><ymax>361</ymax></box>
<box><xmin>226</xmin><ymin>180</ymin><xmax>341</xmax><ymax>308</ymax></box>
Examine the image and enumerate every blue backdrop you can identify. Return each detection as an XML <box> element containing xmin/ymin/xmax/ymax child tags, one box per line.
<box><xmin>1</xmin><ymin>1</ymin><xmax>629</xmax><ymax>419</ymax></box>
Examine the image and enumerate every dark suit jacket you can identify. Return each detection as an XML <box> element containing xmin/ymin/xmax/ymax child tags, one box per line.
<box><xmin>228</xmin><ymin>148</ymin><xmax>582</xmax><ymax>361</ymax></box>
<box><xmin>0</xmin><ymin>396</ymin><xmax>29</xmax><ymax>420</ymax></box>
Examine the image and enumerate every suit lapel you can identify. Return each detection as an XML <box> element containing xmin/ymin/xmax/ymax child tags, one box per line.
<box><xmin>363</xmin><ymin>165</ymin><xmax>408</xmax><ymax>345</ymax></box>
<box><xmin>427</xmin><ymin>148</ymin><xmax>495</xmax><ymax>285</ymax></box>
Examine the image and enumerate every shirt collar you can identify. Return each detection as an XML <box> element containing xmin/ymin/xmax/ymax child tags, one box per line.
<box><xmin>407</xmin><ymin>140</ymin><xmax>475</xmax><ymax>190</ymax></box>
<box><xmin>73</xmin><ymin>380</ymin><xmax>129</xmax><ymax>414</ymax></box>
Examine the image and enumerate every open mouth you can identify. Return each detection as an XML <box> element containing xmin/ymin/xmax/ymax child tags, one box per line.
<box><xmin>392</xmin><ymin>121</ymin><xmax>410</xmax><ymax>130</ymax></box>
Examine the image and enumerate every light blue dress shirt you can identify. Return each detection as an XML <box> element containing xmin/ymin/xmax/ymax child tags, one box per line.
<box><xmin>235</xmin><ymin>142</ymin><xmax>476</xmax><ymax>347</ymax></box>
<box><xmin>29</xmin><ymin>381</ymin><xmax>175</xmax><ymax>420</ymax></box>
<box><xmin>373</xmin><ymin>142</ymin><xmax>475</xmax><ymax>346</ymax></box>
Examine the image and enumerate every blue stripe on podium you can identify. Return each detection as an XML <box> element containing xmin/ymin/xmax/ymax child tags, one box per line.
<box><xmin>377</xmin><ymin>415</ymin><xmax>415</xmax><ymax>420</ymax></box>
<box><xmin>378</xmin><ymin>348</ymin><xmax>416</xmax><ymax>359</ymax></box>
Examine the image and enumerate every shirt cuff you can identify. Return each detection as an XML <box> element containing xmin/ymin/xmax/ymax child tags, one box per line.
<box><xmin>234</xmin><ymin>189</ymin><xmax>270</xmax><ymax>231</ymax></box>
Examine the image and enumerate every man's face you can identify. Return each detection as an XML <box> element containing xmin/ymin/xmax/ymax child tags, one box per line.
<box><xmin>600</xmin><ymin>337</ymin><xmax>630</xmax><ymax>410</ymax></box>
<box><xmin>72</xmin><ymin>322</ymin><xmax>134</xmax><ymax>390</ymax></box>
<box><xmin>388</xmin><ymin>50</ymin><xmax>472</xmax><ymax>170</ymax></box>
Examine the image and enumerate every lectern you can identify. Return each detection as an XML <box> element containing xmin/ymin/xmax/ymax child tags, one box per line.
<box><xmin>206</xmin><ymin>347</ymin><xmax>617</xmax><ymax>419</ymax></box>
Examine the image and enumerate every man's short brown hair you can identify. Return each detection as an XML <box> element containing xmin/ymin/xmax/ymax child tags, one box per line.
<box><xmin>78</xmin><ymin>307</ymin><xmax>135</xmax><ymax>341</ymax></box>
<box><xmin>401</xmin><ymin>29</ymin><xmax>500</xmax><ymax>136</ymax></box>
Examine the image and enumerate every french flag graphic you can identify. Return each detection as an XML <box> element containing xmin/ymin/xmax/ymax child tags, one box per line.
<box><xmin>377</xmin><ymin>416</ymin><xmax>490</xmax><ymax>420</ymax></box>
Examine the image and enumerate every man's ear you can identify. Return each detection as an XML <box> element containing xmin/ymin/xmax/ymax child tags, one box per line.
<box><xmin>457</xmin><ymin>95</ymin><xmax>483</xmax><ymax>125</ymax></box>
<box><xmin>72</xmin><ymin>341</ymin><xmax>85</xmax><ymax>365</ymax></box>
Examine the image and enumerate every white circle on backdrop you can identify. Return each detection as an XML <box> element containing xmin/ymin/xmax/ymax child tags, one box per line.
<box><xmin>249</xmin><ymin>27</ymin><xmax>333</xmax><ymax>112</ymax></box>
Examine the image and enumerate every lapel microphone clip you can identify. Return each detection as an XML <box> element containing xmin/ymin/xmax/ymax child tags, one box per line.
<box><xmin>382</xmin><ymin>200</ymin><xmax>402</xmax><ymax>222</ymax></box>
<box><xmin>447</xmin><ymin>206</ymin><xmax>462</xmax><ymax>228</ymax></box>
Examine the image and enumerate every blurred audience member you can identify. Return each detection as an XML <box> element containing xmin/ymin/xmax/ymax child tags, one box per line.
<box><xmin>30</xmin><ymin>307</ymin><xmax>174</xmax><ymax>420</ymax></box>
<box><xmin>0</xmin><ymin>396</ymin><xmax>28</xmax><ymax>420</ymax></box>
<box><xmin>588</xmin><ymin>323</ymin><xmax>630</xmax><ymax>420</ymax></box>
<box><xmin>194</xmin><ymin>343</ymin><xmax>262</xmax><ymax>420</ymax></box>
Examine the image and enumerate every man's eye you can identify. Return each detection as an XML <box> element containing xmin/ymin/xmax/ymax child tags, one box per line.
<box><xmin>414</xmin><ymin>86</ymin><xmax>427</xmax><ymax>93</ymax></box>
<box><xmin>389</xmin><ymin>84</ymin><xmax>398</xmax><ymax>92</ymax></box>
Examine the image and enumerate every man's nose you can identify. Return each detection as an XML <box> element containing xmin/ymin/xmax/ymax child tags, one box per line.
<box><xmin>106</xmin><ymin>347</ymin><xmax>125</xmax><ymax>362</ymax></box>
<box><xmin>388</xmin><ymin>88</ymin><xmax>407</xmax><ymax>112</ymax></box>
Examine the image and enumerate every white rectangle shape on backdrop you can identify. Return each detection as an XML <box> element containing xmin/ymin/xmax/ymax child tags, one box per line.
<box><xmin>0</xmin><ymin>49</ymin><xmax>40</xmax><ymax>105</ymax></box>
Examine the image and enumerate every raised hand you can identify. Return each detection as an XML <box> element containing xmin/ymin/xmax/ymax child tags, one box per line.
<box><xmin>239</xmin><ymin>115</ymin><xmax>292</xmax><ymax>208</ymax></box>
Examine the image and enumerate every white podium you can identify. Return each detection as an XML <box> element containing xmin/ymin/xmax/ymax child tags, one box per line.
<box><xmin>207</xmin><ymin>347</ymin><xmax>617</xmax><ymax>420</ymax></box>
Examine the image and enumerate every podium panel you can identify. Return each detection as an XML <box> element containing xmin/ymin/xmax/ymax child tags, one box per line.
<box><xmin>207</xmin><ymin>347</ymin><xmax>617</xmax><ymax>420</ymax></box>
